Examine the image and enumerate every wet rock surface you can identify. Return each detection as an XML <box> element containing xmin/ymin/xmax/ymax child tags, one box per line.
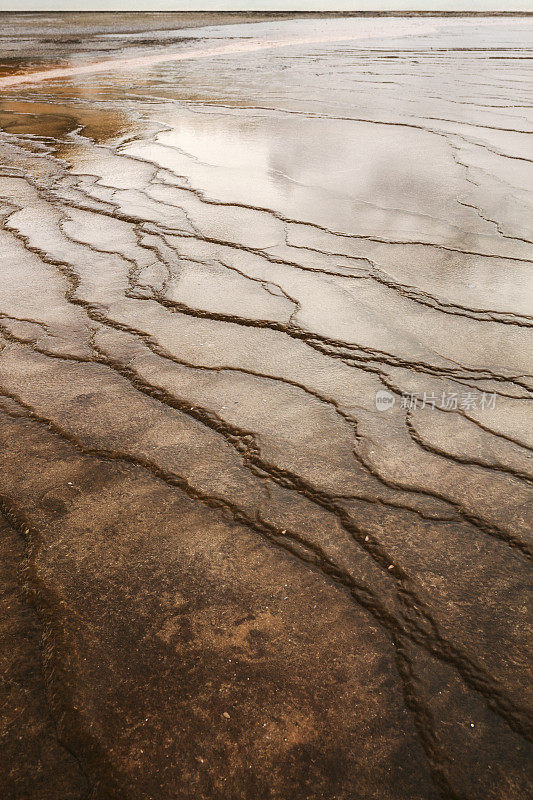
<box><xmin>0</xmin><ymin>13</ymin><xmax>531</xmax><ymax>800</ymax></box>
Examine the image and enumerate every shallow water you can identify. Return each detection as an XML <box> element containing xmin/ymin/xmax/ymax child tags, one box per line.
<box><xmin>0</xmin><ymin>13</ymin><xmax>531</xmax><ymax>800</ymax></box>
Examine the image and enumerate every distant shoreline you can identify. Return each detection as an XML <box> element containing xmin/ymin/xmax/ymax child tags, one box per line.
<box><xmin>3</xmin><ymin>11</ymin><xmax>530</xmax><ymax>41</ymax></box>
<box><xmin>5</xmin><ymin>9</ymin><xmax>532</xmax><ymax>14</ymax></box>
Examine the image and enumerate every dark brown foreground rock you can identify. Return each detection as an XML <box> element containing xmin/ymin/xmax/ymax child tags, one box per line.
<box><xmin>0</xmin><ymin>511</ymin><xmax>88</xmax><ymax>800</ymax></box>
<box><xmin>0</xmin><ymin>410</ymin><xmax>440</xmax><ymax>800</ymax></box>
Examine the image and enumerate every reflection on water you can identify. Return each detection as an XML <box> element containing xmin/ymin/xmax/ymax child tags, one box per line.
<box><xmin>0</xmin><ymin>100</ymin><xmax>131</xmax><ymax>143</ymax></box>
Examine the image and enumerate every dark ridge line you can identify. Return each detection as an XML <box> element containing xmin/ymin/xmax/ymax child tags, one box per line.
<box><xmin>160</xmin><ymin>220</ymin><xmax>533</xmax><ymax>329</ymax></box>
<box><xmin>450</xmin><ymin>143</ymin><xmax>531</xmax><ymax>199</ymax></box>
<box><xmin>0</xmin><ymin>315</ymin><xmax>519</xmax><ymax>549</ymax></box>
<box><xmin>0</xmin><ymin>322</ymin><xmax>416</xmax><ymax>592</ymax></box>
<box><xmin>61</xmin><ymin>182</ymin><xmax>374</xmax><ymax>280</ymax></box>
<box><xmin>96</xmin><ymin>194</ymin><xmax>533</xmax><ymax>336</ymax></box>
<box><xmin>4</xmin><ymin>169</ymin><xmax>532</xmax><ymax>539</ymax></box>
<box><xmin>0</xmin><ymin>311</ymin><xmax>53</xmax><ymax>333</ymax></box>
<box><xmin>6</xmin><ymin>135</ymin><xmax>532</xmax><ymax>332</ymax></box>
<box><xmin>2</xmin><ymin>126</ymin><xmax>528</xmax><ymax>580</ymax></box>
<box><xmin>462</xmin><ymin>408</ymin><xmax>533</xmax><ymax>452</ymax></box>
<box><xmin>71</xmin><ymin>134</ymin><xmax>532</xmax><ymax>265</ymax></box>
<box><xmin>379</xmin><ymin>371</ymin><xmax>533</xmax><ymax>454</ymax></box>
<box><xmin>9</xmin><ymin>310</ymin><xmax>533</xmax><ymax>736</ymax></box>
<box><xmin>303</xmin><ymin>334</ymin><xmax>532</xmax><ymax>393</ymax></box>
<box><xmin>0</xmin><ymin>315</ymin><xmax>466</xmax><ymax>527</ymax></box>
<box><xmin>1</xmin><ymin>383</ymin><xmax>531</xmax><ymax>748</ymax></box>
<box><xmin>0</xmin><ymin>54</ymin><xmax>528</xmax><ymax>756</ymax></box>
<box><xmin>1</xmin><ymin>115</ymin><xmax>532</xmax><ymax>748</ymax></box>
<box><xmin>1</xmin><ymin>401</ymin><xmax>445</xmax><ymax>789</ymax></box>
<box><xmin>146</xmin><ymin>290</ymin><xmax>532</xmax><ymax>394</ymax></box>
<box><xmin>404</xmin><ymin>409</ymin><xmax>533</xmax><ymax>484</ymax></box>
<box><xmin>135</xmin><ymin>147</ymin><xmax>533</xmax><ymax>262</ymax></box>
<box><xmin>214</xmin><ymin>258</ymin><xmax>301</xmax><ymax>316</ymax></box>
<box><xmin>6</xmin><ymin>178</ymin><xmax>528</xmax><ymax>398</ymax></box>
<box><xmin>2</xmin><ymin>67</ymin><xmax>531</xmax><ymax>361</ymax></box>
<box><xmin>287</xmin><ymin>240</ymin><xmax>533</xmax><ymax>328</ymax></box>
<box><xmin>182</xmin><ymin>99</ymin><xmax>533</xmax><ymax>140</ymax></box>
<box><xmin>392</xmin><ymin>635</ymin><xmax>467</xmax><ymax>800</ymax></box>
<box><xmin>50</xmin><ymin>174</ymin><xmax>523</xmax><ymax>390</ymax></box>
<box><xmin>457</xmin><ymin>197</ymin><xmax>533</xmax><ymax>247</ymax></box>
<box><xmin>4</xmin><ymin>385</ymin><xmax>533</xmax><ymax>758</ymax></box>
<box><xmin>2</xmin><ymin>215</ymin><xmax>531</xmax><ymax>561</ymax></box>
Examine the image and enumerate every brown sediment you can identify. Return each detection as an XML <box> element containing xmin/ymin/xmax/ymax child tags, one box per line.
<box><xmin>0</xmin><ymin>510</ymin><xmax>90</xmax><ymax>799</ymax></box>
<box><xmin>0</xmin><ymin>12</ymin><xmax>531</xmax><ymax>800</ymax></box>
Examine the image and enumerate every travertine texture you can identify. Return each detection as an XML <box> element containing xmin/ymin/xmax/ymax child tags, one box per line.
<box><xmin>0</xmin><ymin>13</ymin><xmax>531</xmax><ymax>800</ymax></box>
